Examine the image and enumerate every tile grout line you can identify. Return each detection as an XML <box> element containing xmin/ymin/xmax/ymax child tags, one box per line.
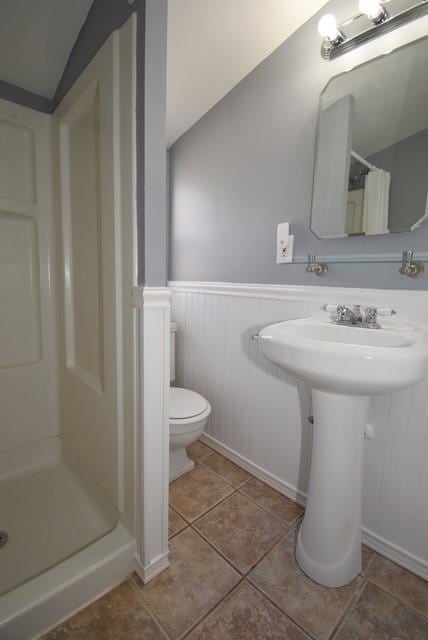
<box><xmin>236</xmin><ymin>486</ymin><xmax>304</xmax><ymax>528</ymax></box>
<box><xmin>247</xmin><ymin>578</ymin><xmax>319</xmax><ymax>640</ymax></box>
<box><xmin>196</xmin><ymin>441</ymin><xmax>305</xmax><ymax>527</ymax></box>
<box><xmin>190</xmin><ymin>445</ymin><xmax>305</xmax><ymax>529</ymax></box>
<box><xmin>363</xmin><ymin>576</ymin><xmax>428</xmax><ymax>623</ymax></box>
<box><xmin>128</xmin><ymin>574</ymin><xmax>175</xmax><ymax>640</ymax></box>
<box><xmin>187</xmin><ymin>523</ymin><xmax>248</xmax><ymax>577</ymax></box>
<box><xmin>180</xmin><ymin>576</ymin><xmax>248</xmax><ymax>640</ymax></box>
<box><xmin>328</xmin><ymin>579</ymin><xmax>367</xmax><ymax>640</ymax></box>
<box><xmin>197</xmin><ymin>451</ymin><xmax>253</xmax><ymax>489</ymax></box>
<box><xmin>168</xmin><ymin>523</ymin><xmax>189</xmax><ymax>540</ymax></box>
<box><xmin>190</xmin><ymin>516</ymin><xmax>290</xmax><ymax>579</ymax></box>
<box><xmin>172</xmin><ymin>482</ymin><xmax>239</xmax><ymax>526</ymax></box>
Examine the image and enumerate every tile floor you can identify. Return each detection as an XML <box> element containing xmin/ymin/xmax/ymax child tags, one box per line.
<box><xmin>43</xmin><ymin>440</ymin><xmax>428</xmax><ymax>640</ymax></box>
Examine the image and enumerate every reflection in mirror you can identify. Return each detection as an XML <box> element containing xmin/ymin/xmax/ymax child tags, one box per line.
<box><xmin>311</xmin><ymin>37</ymin><xmax>428</xmax><ymax>239</ymax></box>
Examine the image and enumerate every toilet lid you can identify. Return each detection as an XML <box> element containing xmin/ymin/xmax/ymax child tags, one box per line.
<box><xmin>170</xmin><ymin>387</ymin><xmax>208</xmax><ymax>419</ymax></box>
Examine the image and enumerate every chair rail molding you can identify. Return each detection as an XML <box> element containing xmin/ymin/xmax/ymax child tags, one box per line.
<box><xmin>132</xmin><ymin>286</ymin><xmax>171</xmax><ymax>582</ymax></box>
<box><xmin>168</xmin><ymin>280</ymin><xmax>428</xmax><ymax>309</ymax></box>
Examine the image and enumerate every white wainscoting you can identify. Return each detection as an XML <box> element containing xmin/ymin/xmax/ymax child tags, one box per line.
<box><xmin>169</xmin><ymin>281</ymin><xmax>428</xmax><ymax>579</ymax></box>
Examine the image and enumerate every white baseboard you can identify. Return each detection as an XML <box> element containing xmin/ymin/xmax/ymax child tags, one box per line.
<box><xmin>361</xmin><ymin>529</ymin><xmax>428</xmax><ymax>581</ymax></box>
<box><xmin>200</xmin><ymin>433</ymin><xmax>428</xmax><ymax>581</ymax></box>
<box><xmin>200</xmin><ymin>433</ymin><xmax>307</xmax><ymax>507</ymax></box>
<box><xmin>134</xmin><ymin>551</ymin><xmax>170</xmax><ymax>584</ymax></box>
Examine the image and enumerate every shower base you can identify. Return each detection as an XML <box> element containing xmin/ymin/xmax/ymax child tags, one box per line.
<box><xmin>0</xmin><ymin>437</ymin><xmax>135</xmax><ymax>639</ymax></box>
<box><xmin>0</xmin><ymin>437</ymin><xmax>117</xmax><ymax>596</ymax></box>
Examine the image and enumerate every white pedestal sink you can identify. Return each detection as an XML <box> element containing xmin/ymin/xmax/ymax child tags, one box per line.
<box><xmin>259</xmin><ymin>314</ymin><xmax>428</xmax><ymax>587</ymax></box>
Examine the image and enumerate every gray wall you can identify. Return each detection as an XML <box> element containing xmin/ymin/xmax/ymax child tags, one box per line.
<box><xmin>0</xmin><ymin>80</ymin><xmax>53</xmax><ymax>112</ymax></box>
<box><xmin>369</xmin><ymin>129</ymin><xmax>428</xmax><ymax>232</ymax></box>
<box><xmin>142</xmin><ymin>0</ymin><xmax>168</xmax><ymax>286</ymax></box>
<box><xmin>54</xmin><ymin>0</ymin><xmax>168</xmax><ymax>286</ymax></box>
<box><xmin>169</xmin><ymin>0</ymin><xmax>428</xmax><ymax>290</ymax></box>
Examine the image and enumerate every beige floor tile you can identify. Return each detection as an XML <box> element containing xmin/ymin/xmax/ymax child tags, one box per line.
<box><xmin>248</xmin><ymin>529</ymin><xmax>362</xmax><ymax>640</ymax></box>
<box><xmin>138</xmin><ymin>528</ymin><xmax>240</xmax><ymax>639</ymax></box>
<box><xmin>187</xmin><ymin>441</ymin><xmax>211</xmax><ymax>461</ymax></box>
<box><xmin>194</xmin><ymin>492</ymin><xmax>286</xmax><ymax>573</ymax></box>
<box><xmin>169</xmin><ymin>506</ymin><xmax>187</xmax><ymax>538</ymax></box>
<box><xmin>169</xmin><ymin>463</ymin><xmax>234</xmax><ymax>522</ymax></box>
<box><xmin>188</xmin><ymin>580</ymin><xmax>310</xmax><ymax>640</ymax></box>
<box><xmin>42</xmin><ymin>579</ymin><xmax>166</xmax><ymax>639</ymax></box>
<box><xmin>366</xmin><ymin>555</ymin><xmax>428</xmax><ymax>618</ymax></box>
<box><xmin>361</xmin><ymin>545</ymin><xmax>377</xmax><ymax>576</ymax></box>
<box><xmin>200</xmin><ymin>452</ymin><xmax>251</xmax><ymax>488</ymax></box>
<box><xmin>240</xmin><ymin>478</ymin><xmax>303</xmax><ymax>525</ymax></box>
<box><xmin>334</xmin><ymin>582</ymin><xmax>428</xmax><ymax>640</ymax></box>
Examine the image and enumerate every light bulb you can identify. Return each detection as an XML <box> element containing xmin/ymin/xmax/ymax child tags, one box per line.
<box><xmin>359</xmin><ymin>0</ymin><xmax>384</xmax><ymax>20</ymax></box>
<box><xmin>318</xmin><ymin>14</ymin><xmax>340</xmax><ymax>40</ymax></box>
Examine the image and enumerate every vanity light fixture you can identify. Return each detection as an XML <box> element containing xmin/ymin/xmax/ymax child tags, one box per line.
<box><xmin>359</xmin><ymin>0</ymin><xmax>388</xmax><ymax>24</ymax></box>
<box><xmin>318</xmin><ymin>0</ymin><xmax>428</xmax><ymax>59</ymax></box>
<box><xmin>317</xmin><ymin>14</ymin><xmax>345</xmax><ymax>46</ymax></box>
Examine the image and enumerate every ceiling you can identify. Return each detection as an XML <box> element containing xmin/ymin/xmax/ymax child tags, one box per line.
<box><xmin>0</xmin><ymin>0</ymin><xmax>93</xmax><ymax>99</ymax></box>
<box><xmin>167</xmin><ymin>0</ymin><xmax>330</xmax><ymax>146</ymax></box>
<box><xmin>0</xmin><ymin>1</ymin><xmax>330</xmax><ymax>142</ymax></box>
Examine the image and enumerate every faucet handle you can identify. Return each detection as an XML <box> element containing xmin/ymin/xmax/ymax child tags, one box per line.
<box><xmin>364</xmin><ymin>306</ymin><xmax>378</xmax><ymax>326</ymax></box>
<box><xmin>336</xmin><ymin>305</ymin><xmax>348</xmax><ymax>322</ymax></box>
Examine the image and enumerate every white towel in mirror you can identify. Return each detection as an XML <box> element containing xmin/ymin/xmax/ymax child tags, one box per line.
<box><xmin>362</xmin><ymin>167</ymin><xmax>391</xmax><ymax>235</ymax></box>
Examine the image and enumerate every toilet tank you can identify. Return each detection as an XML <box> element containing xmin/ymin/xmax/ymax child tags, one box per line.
<box><xmin>170</xmin><ymin>322</ymin><xmax>178</xmax><ymax>383</ymax></box>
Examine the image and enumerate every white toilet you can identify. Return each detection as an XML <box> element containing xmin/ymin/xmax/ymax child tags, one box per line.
<box><xmin>169</xmin><ymin>322</ymin><xmax>211</xmax><ymax>481</ymax></box>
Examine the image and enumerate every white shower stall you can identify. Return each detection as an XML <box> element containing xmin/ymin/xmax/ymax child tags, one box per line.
<box><xmin>0</xmin><ymin>15</ymin><xmax>139</xmax><ymax>638</ymax></box>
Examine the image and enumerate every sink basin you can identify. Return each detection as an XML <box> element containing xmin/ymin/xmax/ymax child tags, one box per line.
<box><xmin>259</xmin><ymin>314</ymin><xmax>428</xmax><ymax>588</ymax></box>
<box><xmin>259</xmin><ymin>316</ymin><xmax>428</xmax><ymax>395</ymax></box>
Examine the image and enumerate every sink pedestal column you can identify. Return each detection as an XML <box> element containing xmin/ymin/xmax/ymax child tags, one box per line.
<box><xmin>296</xmin><ymin>390</ymin><xmax>370</xmax><ymax>587</ymax></box>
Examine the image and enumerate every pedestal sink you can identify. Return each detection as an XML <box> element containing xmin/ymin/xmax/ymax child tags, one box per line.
<box><xmin>259</xmin><ymin>313</ymin><xmax>428</xmax><ymax>587</ymax></box>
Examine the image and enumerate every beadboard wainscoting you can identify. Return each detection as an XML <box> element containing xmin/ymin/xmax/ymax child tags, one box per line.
<box><xmin>169</xmin><ymin>281</ymin><xmax>428</xmax><ymax>579</ymax></box>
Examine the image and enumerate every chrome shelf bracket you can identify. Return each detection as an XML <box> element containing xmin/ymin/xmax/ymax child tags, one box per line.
<box><xmin>307</xmin><ymin>254</ymin><xmax>328</xmax><ymax>276</ymax></box>
<box><xmin>399</xmin><ymin>250</ymin><xmax>425</xmax><ymax>278</ymax></box>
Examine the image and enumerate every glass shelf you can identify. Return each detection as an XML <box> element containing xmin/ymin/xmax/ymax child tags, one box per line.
<box><xmin>291</xmin><ymin>252</ymin><xmax>428</xmax><ymax>265</ymax></box>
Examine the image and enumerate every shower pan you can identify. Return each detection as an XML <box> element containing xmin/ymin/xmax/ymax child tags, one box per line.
<box><xmin>0</xmin><ymin>16</ymin><xmax>138</xmax><ymax>639</ymax></box>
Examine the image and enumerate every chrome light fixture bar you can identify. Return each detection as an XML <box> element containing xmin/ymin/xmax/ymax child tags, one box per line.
<box><xmin>319</xmin><ymin>0</ymin><xmax>428</xmax><ymax>60</ymax></box>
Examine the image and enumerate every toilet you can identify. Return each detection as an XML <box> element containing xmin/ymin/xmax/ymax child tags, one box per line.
<box><xmin>169</xmin><ymin>322</ymin><xmax>211</xmax><ymax>481</ymax></box>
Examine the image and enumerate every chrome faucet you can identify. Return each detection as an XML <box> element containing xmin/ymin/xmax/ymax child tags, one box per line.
<box><xmin>335</xmin><ymin>305</ymin><xmax>380</xmax><ymax>329</ymax></box>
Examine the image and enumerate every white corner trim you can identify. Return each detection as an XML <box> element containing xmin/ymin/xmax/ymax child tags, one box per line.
<box><xmin>135</xmin><ymin>286</ymin><xmax>170</xmax><ymax>584</ymax></box>
<box><xmin>200</xmin><ymin>433</ymin><xmax>428</xmax><ymax>580</ymax></box>
<box><xmin>132</xmin><ymin>286</ymin><xmax>172</xmax><ymax>309</ymax></box>
<box><xmin>168</xmin><ymin>280</ymin><xmax>428</xmax><ymax>310</ymax></box>
<box><xmin>134</xmin><ymin>551</ymin><xmax>170</xmax><ymax>584</ymax></box>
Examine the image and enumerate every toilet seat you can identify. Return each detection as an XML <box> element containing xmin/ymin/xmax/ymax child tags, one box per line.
<box><xmin>170</xmin><ymin>387</ymin><xmax>208</xmax><ymax>420</ymax></box>
<box><xmin>170</xmin><ymin>387</ymin><xmax>211</xmax><ymax>434</ymax></box>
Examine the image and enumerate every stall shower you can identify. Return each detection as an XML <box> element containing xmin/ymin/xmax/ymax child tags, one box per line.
<box><xmin>0</xmin><ymin>16</ymin><xmax>137</xmax><ymax>637</ymax></box>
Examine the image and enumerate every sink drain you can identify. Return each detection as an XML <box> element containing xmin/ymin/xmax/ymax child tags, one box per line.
<box><xmin>0</xmin><ymin>531</ymin><xmax>8</xmax><ymax>548</ymax></box>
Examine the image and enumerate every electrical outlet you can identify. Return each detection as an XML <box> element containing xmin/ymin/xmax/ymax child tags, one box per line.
<box><xmin>277</xmin><ymin>234</ymin><xmax>294</xmax><ymax>263</ymax></box>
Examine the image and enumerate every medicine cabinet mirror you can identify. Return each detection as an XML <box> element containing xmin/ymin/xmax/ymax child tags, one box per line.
<box><xmin>311</xmin><ymin>37</ymin><xmax>428</xmax><ymax>239</ymax></box>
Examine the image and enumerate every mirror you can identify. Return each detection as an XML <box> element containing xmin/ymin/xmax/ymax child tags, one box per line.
<box><xmin>311</xmin><ymin>37</ymin><xmax>428</xmax><ymax>239</ymax></box>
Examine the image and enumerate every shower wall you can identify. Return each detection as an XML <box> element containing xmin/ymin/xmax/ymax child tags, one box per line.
<box><xmin>0</xmin><ymin>98</ymin><xmax>59</xmax><ymax>454</ymax></box>
<box><xmin>54</xmin><ymin>16</ymin><xmax>137</xmax><ymax>517</ymax></box>
<box><xmin>0</xmin><ymin>16</ymin><xmax>137</xmax><ymax>533</ymax></box>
